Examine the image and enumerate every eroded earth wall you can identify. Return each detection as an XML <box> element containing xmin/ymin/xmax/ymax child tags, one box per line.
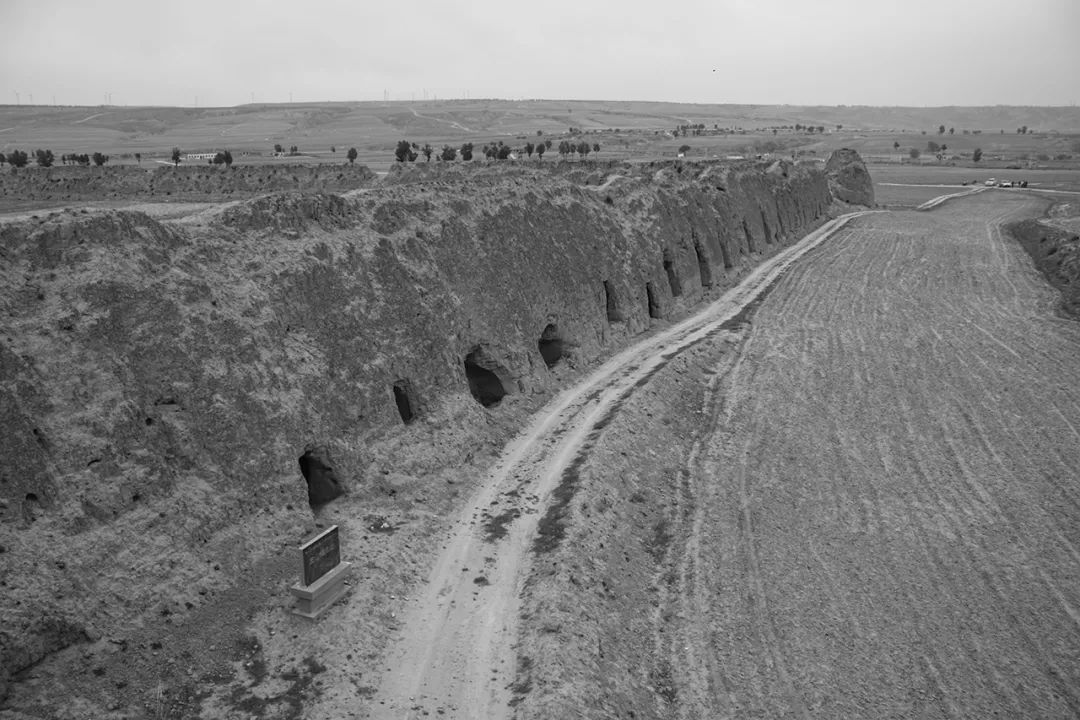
<box><xmin>0</xmin><ymin>163</ymin><xmax>377</xmax><ymax>206</ymax></box>
<box><xmin>0</xmin><ymin>157</ymin><xmax>838</xmax><ymax>698</ymax></box>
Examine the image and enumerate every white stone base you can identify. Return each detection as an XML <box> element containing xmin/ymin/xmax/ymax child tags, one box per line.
<box><xmin>289</xmin><ymin>561</ymin><xmax>352</xmax><ymax>619</ymax></box>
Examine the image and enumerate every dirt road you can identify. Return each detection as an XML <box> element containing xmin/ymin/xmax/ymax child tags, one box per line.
<box><xmin>369</xmin><ymin>214</ymin><xmax>873</xmax><ymax>719</ymax></box>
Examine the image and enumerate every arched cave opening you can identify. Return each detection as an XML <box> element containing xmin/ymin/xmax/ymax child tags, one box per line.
<box><xmin>604</xmin><ymin>281</ymin><xmax>623</xmax><ymax>322</ymax></box>
<box><xmin>538</xmin><ymin>324</ymin><xmax>565</xmax><ymax>369</ymax></box>
<box><xmin>298</xmin><ymin>445</ymin><xmax>343</xmax><ymax>509</ymax></box>
<box><xmin>392</xmin><ymin>379</ymin><xmax>418</xmax><ymax>424</ymax></box>
<box><xmin>464</xmin><ymin>347</ymin><xmax>509</xmax><ymax>407</ymax></box>
<box><xmin>663</xmin><ymin>249</ymin><xmax>683</xmax><ymax>297</ymax></box>
<box><xmin>646</xmin><ymin>282</ymin><xmax>661</xmax><ymax>319</ymax></box>
<box><xmin>694</xmin><ymin>242</ymin><xmax>713</xmax><ymax>288</ymax></box>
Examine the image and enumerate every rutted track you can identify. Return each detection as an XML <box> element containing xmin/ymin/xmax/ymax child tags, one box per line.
<box><xmin>669</xmin><ymin>191</ymin><xmax>1080</xmax><ymax>718</ymax></box>
<box><xmin>368</xmin><ymin>212</ymin><xmax>874</xmax><ymax>719</ymax></box>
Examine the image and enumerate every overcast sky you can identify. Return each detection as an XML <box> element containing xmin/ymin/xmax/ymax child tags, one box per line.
<box><xmin>2</xmin><ymin>0</ymin><xmax>1077</xmax><ymax>108</ymax></box>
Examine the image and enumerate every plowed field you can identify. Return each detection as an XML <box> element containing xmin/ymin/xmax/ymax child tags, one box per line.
<box><xmin>668</xmin><ymin>191</ymin><xmax>1080</xmax><ymax>718</ymax></box>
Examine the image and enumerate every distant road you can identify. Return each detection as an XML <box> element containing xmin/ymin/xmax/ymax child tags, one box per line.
<box><xmin>409</xmin><ymin>107</ymin><xmax>473</xmax><ymax>133</ymax></box>
<box><xmin>72</xmin><ymin>112</ymin><xmax>110</xmax><ymax>124</ymax></box>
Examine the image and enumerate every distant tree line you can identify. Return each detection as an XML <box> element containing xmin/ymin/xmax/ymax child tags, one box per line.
<box><xmin>393</xmin><ymin>136</ymin><xmax>599</xmax><ymax>163</ymax></box>
<box><xmin>0</xmin><ymin>149</ymin><xmax>110</xmax><ymax>167</ymax></box>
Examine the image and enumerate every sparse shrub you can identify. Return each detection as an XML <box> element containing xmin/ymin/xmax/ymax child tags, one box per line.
<box><xmin>460</xmin><ymin>142</ymin><xmax>474</xmax><ymax>161</ymax></box>
<box><xmin>92</xmin><ymin>152</ymin><xmax>108</xmax><ymax>166</ymax></box>
<box><xmin>422</xmin><ymin>144</ymin><xmax>434</xmax><ymax>162</ymax></box>
<box><xmin>440</xmin><ymin>145</ymin><xmax>457</xmax><ymax>161</ymax></box>
<box><xmin>171</xmin><ymin>148</ymin><xmax>181</xmax><ymax>166</ymax></box>
<box><xmin>347</xmin><ymin>147</ymin><xmax>358</xmax><ymax>164</ymax></box>
<box><xmin>678</xmin><ymin>144</ymin><xmax>691</xmax><ymax>155</ymax></box>
<box><xmin>973</xmin><ymin>148</ymin><xmax>983</xmax><ymax>162</ymax></box>
<box><xmin>592</xmin><ymin>142</ymin><xmax>600</xmax><ymax>153</ymax></box>
<box><xmin>524</xmin><ymin>142</ymin><xmax>534</xmax><ymax>157</ymax></box>
<box><xmin>535</xmin><ymin>142</ymin><xmax>545</xmax><ymax>160</ymax></box>
<box><xmin>497</xmin><ymin>144</ymin><xmax>512</xmax><ymax>160</ymax></box>
<box><xmin>134</xmin><ymin>152</ymin><xmax>141</xmax><ymax>163</ymax></box>
<box><xmin>34</xmin><ymin>149</ymin><xmax>55</xmax><ymax>167</ymax></box>
<box><xmin>909</xmin><ymin>148</ymin><xmax>921</xmax><ymax>159</ymax></box>
<box><xmin>7</xmin><ymin>150</ymin><xmax>28</xmax><ymax>167</ymax></box>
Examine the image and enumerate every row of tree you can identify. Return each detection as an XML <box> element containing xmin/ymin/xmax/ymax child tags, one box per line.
<box><xmin>393</xmin><ymin>138</ymin><xmax>600</xmax><ymax>162</ymax></box>
<box><xmin>904</xmin><ymin>146</ymin><xmax>984</xmax><ymax>162</ymax></box>
<box><xmin>933</xmin><ymin>126</ymin><xmax>1037</xmax><ymax>135</ymax></box>
<box><xmin>0</xmin><ymin>149</ymin><xmax>108</xmax><ymax>167</ymax></box>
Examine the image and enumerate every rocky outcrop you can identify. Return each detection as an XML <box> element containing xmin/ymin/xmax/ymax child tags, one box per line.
<box><xmin>0</xmin><ymin>157</ymin><xmax>843</xmax><ymax>698</ymax></box>
<box><xmin>826</xmin><ymin>147</ymin><xmax>874</xmax><ymax>206</ymax></box>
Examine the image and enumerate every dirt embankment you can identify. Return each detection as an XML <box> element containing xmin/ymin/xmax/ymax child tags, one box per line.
<box><xmin>0</xmin><ymin>155</ymin><xmax>842</xmax><ymax>716</ymax></box>
<box><xmin>0</xmin><ymin>163</ymin><xmax>378</xmax><ymax>209</ymax></box>
<box><xmin>1006</xmin><ymin>211</ymin><xmax>1080</xmax><ymax>318</ymax></box>
<box><xmin>826</xmin><ymin>147</ymin><xmax>875</xmax><ymax>206</ymax></box>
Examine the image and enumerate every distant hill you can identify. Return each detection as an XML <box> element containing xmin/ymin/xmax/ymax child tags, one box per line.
<box><xmin>0</xmin><ymin>101</ymin><xmax>1076</xmax><ymax>159</ymax></box>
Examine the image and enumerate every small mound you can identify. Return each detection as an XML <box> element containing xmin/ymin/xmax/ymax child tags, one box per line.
<box><xmin>826</xmin><ymin>148</ymin><xmax>874</xmax><ymax>206</ymax></box>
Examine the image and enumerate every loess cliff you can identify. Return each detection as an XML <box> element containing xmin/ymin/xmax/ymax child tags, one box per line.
<box><xmin>0</xmin><ymin>153</ymin><xmax>866</xmax><ymax>713</ymax></box>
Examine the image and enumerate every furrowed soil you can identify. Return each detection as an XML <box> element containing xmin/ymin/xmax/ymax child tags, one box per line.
<box><xmin>512</xmin><ymin>191</ymin><xmax>1080</xmax><ymax>718</ymax></box>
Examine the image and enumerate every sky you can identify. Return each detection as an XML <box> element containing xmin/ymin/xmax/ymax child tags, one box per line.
<box><xmin>2</xmin><ymin>0</ymin><xmax>1077</xmax><ymax>108</ymax></box>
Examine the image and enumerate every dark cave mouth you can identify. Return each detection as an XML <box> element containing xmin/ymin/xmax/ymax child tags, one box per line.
<box><xmin>464</xmin><ymin>348</ymin><xmax>510</xmax><ymax>407</ymax></box>
<box><xmin>538</xmin><ymin>324</ymin><xmax>565</xmax><ymax>369</ymax></box>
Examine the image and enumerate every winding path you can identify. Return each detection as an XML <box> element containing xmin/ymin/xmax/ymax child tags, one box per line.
<box><xmin>371</xmin><ymin>212</ymin><xmax>875</xmax><ymax>719</ymax></box>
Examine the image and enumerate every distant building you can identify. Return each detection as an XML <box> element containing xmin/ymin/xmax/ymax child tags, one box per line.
<box><xmin>184</xmin><ymin>152</ymin><xmax>217</xmax><ymax>161</ymax></box>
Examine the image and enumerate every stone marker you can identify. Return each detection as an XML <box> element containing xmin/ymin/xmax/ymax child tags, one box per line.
<box><xmin>290</xmin><ymin>525</ymin><xmax>352</xmax><ymax>619</ymax></box>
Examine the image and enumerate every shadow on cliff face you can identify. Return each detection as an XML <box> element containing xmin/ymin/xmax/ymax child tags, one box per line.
<box><xmin>464</xmin><ymin>347</ymin><xmax>512</xmax><ymax>407</ymax></box>
<box><xmin>298</xmin><ymin>445</ymin><xmax>344</xmax><ymax>509</ymax></box>
<box><xmin>538</xmin><ymin>324</ymin><xmax>565</xmax><ymax>369</ymax></box>
<box><xmin>392</xmin><ymin>379</ymin><xmax>419</xmax><ymax>424</ymax></box>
